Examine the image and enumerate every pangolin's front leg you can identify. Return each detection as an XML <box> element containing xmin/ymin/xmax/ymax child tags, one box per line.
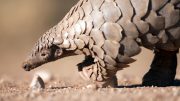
<box><xmin>77</xmin><ymin>56</ymin><xmax>118</xmax><ymax>88</ymax></box>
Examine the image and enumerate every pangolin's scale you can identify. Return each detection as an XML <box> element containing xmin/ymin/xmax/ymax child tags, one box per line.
<box><xmin>35</xmin><ymin>0</ymin><xmax>180</xmax><ymax>82</ymax></box>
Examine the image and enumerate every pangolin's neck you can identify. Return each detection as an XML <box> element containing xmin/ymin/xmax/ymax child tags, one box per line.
<box><xmin>55</xmin><ymin>15</ymin><xmax>89</xmax><ymax>55</ymax></box>
<box><xmin>31</xmin><ymin>25</ymin><xmax>59</xmax><ymax>56</ymax></box>
<box><xmin>36</xmin><ymin>0</ymin><xmax>91</xmax><ymax>55</ymax></box>
<box><xmin>56</xmin><ymin>20</ymin><xmax>87</xmax><ymax>55</ymax></box>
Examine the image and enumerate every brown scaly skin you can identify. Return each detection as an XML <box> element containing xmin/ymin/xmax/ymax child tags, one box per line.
<box><xmin>23</xmin><ymin>0</ymin><xmax>180</xmax><ymax>88</ymax></box>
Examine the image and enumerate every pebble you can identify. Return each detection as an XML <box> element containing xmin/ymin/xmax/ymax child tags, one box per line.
<box><xmin>86</xmin><ymin>84</ymin><xmax>97</xmax><ymax>90</ymax></box>
<box><xmin>34</xmin><ymin>70</ymin><xmax>53</xmax><ymax>83</ymax></box>
<box><xmin>30</xmin><ymin>74</ymin><xmax>45</xmax><ymax>90</ymax></box>
<box><xmin>26</xmin><ymin>75</ymin><xmax>45</xmax><ymax>99</ymax></box>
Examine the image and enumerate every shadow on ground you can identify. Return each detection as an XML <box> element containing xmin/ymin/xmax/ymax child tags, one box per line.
<box><xmin>117</xmin><ymin>79</ymin><xmax>180</xmax><ymax>88</ymax></box>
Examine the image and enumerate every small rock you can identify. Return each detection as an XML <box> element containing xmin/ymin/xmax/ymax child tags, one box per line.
<box><xmin>30</xmin><ymin>75</ymin><xmax>45</xmax><ymax>90</ymax></box>
<box><xmin>86</xmin><ymin>84</ymin><xmax>97</xmax><ymax>90</ymax></box>
<box><xmin>34</xmin><ymin>70</ymin><xmax>53</xmax><ymax>83</ymax></box>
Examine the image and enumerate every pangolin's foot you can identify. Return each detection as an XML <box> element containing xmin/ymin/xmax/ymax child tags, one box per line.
<box><xmin>142</xmin><ymin>49</ymin><xmax>178</xmax><ymax>87</ymax></box>
<box><xmin>81</xmin><ymin>76</ymin><xmax>117</xmax><ymax>89</ymax></box>
<box><xmin>77</xmin><ymin>56</ymin><xmax>118</xmax><ymax>88</ymax></box>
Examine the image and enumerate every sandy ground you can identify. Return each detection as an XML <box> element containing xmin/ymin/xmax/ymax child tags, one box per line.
<box><xmin>1</xmin><ymin>74</ymin><xmax>180</xmax><ymax>101</ymax></box>
<box><xmin>1</xmin><ymin>46</ymin><xmax>180</xmax><ymax>101</ymax></box>
<box><xmin>0</xmin><ymin>0</ymin><xmax>180</xmax><ymax>101</ymax></box>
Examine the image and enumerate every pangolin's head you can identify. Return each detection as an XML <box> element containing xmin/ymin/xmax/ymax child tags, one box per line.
<box><xmin>22</xmin><ymin>44</ymin><xmax>63</xmax><ymax>71</ymax></box>
<box><xmin>22</xmin><ymin>26</ymin><xmax>63</xmax><ymax>71</ymax></box>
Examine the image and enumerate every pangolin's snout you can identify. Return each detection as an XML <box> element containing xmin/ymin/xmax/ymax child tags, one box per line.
<box><xmin>22</xmin><ymin>63</ymin><xmax>31</xmax><ymax>71</ymax></box>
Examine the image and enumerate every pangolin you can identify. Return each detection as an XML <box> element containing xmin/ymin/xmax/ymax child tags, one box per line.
<box><xmin>22</xmin><ymin>0</ymin><xmax>180</xmax><ymax>87</ymax></box>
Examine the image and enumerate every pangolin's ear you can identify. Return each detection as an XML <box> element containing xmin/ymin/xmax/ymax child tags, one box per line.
<box><xmin>54</xmin><ymin>48</ymin><xmax>63</xmax><ymax>57</ymax></box>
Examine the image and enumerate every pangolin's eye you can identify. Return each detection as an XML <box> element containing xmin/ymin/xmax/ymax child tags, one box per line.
<box><xmin>41</xmin><ymin>53</ymin><xmax>46</xmax><ymax>57</ymax></box>
<box><xmin>40</xmin><ymin>51</ymin><xmax>49</xmax><ymax>58</ymax></box>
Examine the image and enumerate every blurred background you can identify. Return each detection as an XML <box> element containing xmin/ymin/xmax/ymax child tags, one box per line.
<box><xmin>0</xmin><ymin>0</ymin><xmax>179</xmax><ymax>83</ymax></box>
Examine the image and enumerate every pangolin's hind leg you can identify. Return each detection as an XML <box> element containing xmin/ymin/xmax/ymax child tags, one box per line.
<box><xmin>77</xmin><ymin>55</ymin><xmax>118</xmax><ymax>88</ymax></box>
<box><xmin>142</xmin><ymin>49</ymin><xmax>179</xmax><ymax>87</ymax></box>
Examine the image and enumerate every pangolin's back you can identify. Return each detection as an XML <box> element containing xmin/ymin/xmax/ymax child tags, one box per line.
<box><xmin>54</xmin><ymin>0</ymin><xmax>179</xmax><ymax>67</ymax></box>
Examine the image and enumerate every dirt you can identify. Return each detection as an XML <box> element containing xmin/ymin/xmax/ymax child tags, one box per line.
<box><xmin>0</xmin><ymin>47</ymin><xmax>179</xmax><ymax>101</ymax></box>
<box><xmin>1</xmin><ymin>74</ymin><xmax>180</xmax><ymax>101</ymax></box>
